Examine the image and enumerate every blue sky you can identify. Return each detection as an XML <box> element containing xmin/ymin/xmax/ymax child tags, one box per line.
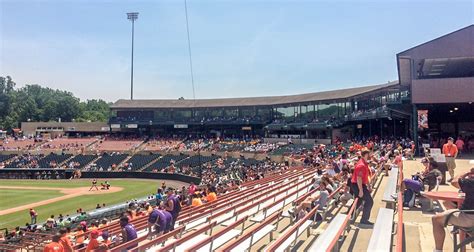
<box><xmin>1</xmin><ymin>0</ymin><xmax>473</xmax><ymax>102</ymax></box>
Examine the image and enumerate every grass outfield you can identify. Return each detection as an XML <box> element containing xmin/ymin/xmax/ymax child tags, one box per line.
<box><xmin>0</xmin><ymin>188</ymin><xmax>64</xmax><ymax>210</ymax></box>
<box><xmin>0</xmin><ymin>179</ymin><xmax>159</xmax><ymax>229</ymax></box>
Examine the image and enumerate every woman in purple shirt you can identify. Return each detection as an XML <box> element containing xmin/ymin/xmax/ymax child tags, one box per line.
<box><xmin>120</xmin><ymin>216</ymin><xmax>138</xmax><ymax>249</ymax></box>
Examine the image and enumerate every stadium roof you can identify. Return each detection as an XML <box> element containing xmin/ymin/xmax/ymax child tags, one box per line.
<box><xmin>397</xmin><ymin>24</ymin><xmax>474</xmax><ymax>59</ymax></box>
<box><xmin>111</xmin><ymin>81</ymin><xmax>399</xmax><ymax>109</ymax></box>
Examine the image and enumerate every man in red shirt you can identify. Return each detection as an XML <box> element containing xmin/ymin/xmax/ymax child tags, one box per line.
<box><xmin>351</xmin><ymin>149</ymin><xmax>374</xmax><ymax>226</ymax></box>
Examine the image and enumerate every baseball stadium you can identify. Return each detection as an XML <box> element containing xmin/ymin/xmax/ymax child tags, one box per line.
<box><xmin>1</xmin><ymin>2</ymin><xmax>474</xmax><ymax>252</ymax></box>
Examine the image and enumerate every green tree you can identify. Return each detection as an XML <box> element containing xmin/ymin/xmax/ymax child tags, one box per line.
<box><xmin>0</xmin><ymin>76</ymin><xmax>111</xmax><ymax>130</ymax></box>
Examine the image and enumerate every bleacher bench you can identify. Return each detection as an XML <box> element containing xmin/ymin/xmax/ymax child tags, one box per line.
<box><xmin>308</xmin><ymin>213</ymin><xmax>347</xmax><ymax>251</ymax></box>
<box><xmin>382</xmin><ymin>167</ymin><xmax>399</xmax><ymax>208</ymax></box>
<box><xmin>367</xmin><ymin>207</ymin><xmax>394</xmax><ymax>251</ymax></box>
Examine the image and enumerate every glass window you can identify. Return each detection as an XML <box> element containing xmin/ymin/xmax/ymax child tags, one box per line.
<box><xmin>209</xmin><ymin>109</ymin><xmax>223</xmax><ymax>117</ymax></box>
<box><xmin>276</xmin><ymin>106</ymin><xmax>297</xmax><ymax>122</ymax></box>
<box><xmin>174</xmin><ymin>110</ymin><xmax>192</xmax><ymax>119</ymax></box>
<box><xmin>194</xmin><ymin>109</ymin><xmax>207</xmax><ymax>119</ymax></box>
<box><xmin>240</xmin><ymin>107</ymin><xmax>256</xmax><ymax>118</ymax></box>
<box><xmin>223</xmin><ymin>108</ymin><xmax>238</xmax><ymax>118</ymax></box>
<box><xmin>154</xmin><ymin>110</ymin><xmax>170</xmax><ymax>120</ymax></box>
<box><xmin>257</xmin><ymin>107</ymin><xmax>272</xmax><ymax>121</ymax></box>
<box><xmin>318</xmin><ymin>103</ymin><xmax>339</xmax><ymax>118</ymax></box>
<box><xmin>300</xmin><ymin>105</ymin><xmax>315</xmax><ymax>121</ymax></box>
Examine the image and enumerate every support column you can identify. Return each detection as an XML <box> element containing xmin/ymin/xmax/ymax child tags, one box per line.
<box><xmin>369</xmin><ymin>120</ymin><xmax>372</xmax><ymax>136</ymax></box>
<box><xmin>393</xmin><ymin>119</ymin><xmax>396</xmax><ymax>137</ymax></box>
<box><xmin>412</xmin><ymin>104</ymin><xmax>419</xmax><ymax>155</ymax></box>
<box><xmin>380</xmin><ymin>119</ymin><xmax>383</xmax><ymax>139</ymax></box>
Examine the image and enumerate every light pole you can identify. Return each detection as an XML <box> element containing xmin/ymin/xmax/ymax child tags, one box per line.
<box><xmin>127</xmin><ymin>12</ymin><xmax>139</xmax><ymax>100</ymax></box>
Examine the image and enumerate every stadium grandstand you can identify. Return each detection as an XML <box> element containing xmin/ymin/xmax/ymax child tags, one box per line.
<box><xmin>0</xmin><ymin>25</ymin><xmax>473</xmax><ymax>252</ymax></box>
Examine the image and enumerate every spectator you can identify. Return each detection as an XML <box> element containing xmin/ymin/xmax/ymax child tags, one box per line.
<box><xmin>119</xmin><ymin>216</ymin><xmax>138</xmax><ymax>249</ymax></box>
<box><xmin>164</xmin><ymin>188</ymin><xmax>181</xmax><ymax>231</ymax></box>
<box><xmin>148</xmin><ymin>206</ymin><xmax>170</xmax><ymax>236</ymax></box>
<box><xmin>73</xmin><ymin>225</ymin><xmax>85</xmax><ymax>244</ymax></box>
<box><xmin>400</xmin><ymin>157</ymin><xmax>441</xmax><ymax>207</ymax></box>
<box><xmin>101</xmin><ymin>231</ymin><xmax>111</xmax><ymax>250</ymax></box>
<box><xmin>431</xmin><ymin>168</ymin><xmax>474</xmax><ymax>252</ymax></box>
<box><xmin>455</xmin><ymin>136</ymin><xmax>465</xmax><ymax>157</ymax></box>
<box><xmin>43</xmin><ymin>234</ymin><xmax>63</xmax><ymax>252</ymax></box>
<box><xmin>191</xmin><ymin>193</ymin><xmax>203</xmax><ymax>207</ymax></box>
<box><xmin>58</xmin><ymin>228</ymin><xmax>73</xmax><ymax>252</ymax></box>
<box><xmin>98</xmin><ymin>219</ymin><xmax>108</xmax><ymax>228</ymax></box>
<box><xmin>351</xmin><ymin>149</ymin><xmax>374</xmax><ymax>226</ymax></box>
<box><xmin>442</xmin><ymin>137</ymin><xmax>458</xmax><ymax>182</ymax></box>
<box><xmin>206</xmin><ymin>186</ymin><xmax>217</xmax><ymax>202</ymax></box>
<box><xmin>291</xmin><ymin>181</ymin><xmax>330</xmax><ymax>221</ymax></box>
<box><xmin>85</xmin><ymin>230</ymin><xmax>101</xmax><ymax>252</ymax></box>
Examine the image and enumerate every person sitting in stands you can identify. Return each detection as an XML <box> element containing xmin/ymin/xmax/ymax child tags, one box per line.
<box><xmin>73</xmin><ymin>225</ymin><xmax>85</xmax><ymax>245</ymax></box>
<box><xmin>119</xmin><ymin>216</ymin><xmax>138</xmax><ymax>249</ymax></box>
<box><xmin>191</xmin><ymin>193</ymin><xmax>203</xmax><ymax>207</ymax></box>
<box><xmin>58</xmin><ymin>228</ymin><xmax>73</xmax><ymax>252</ymax></box>
<box><xmin>87</xmin><ymin>221</ymin><xmax>98</xmax><ymax>231</ymax></box>
<box><xmin>400</xmin><ymin>157</ymin><xmax>442</xmax><ymax>207</ymax></box>
<box><xmin>98</xmin><ymin>219</ymin><xmax>108</xmax><ymax>228</ymax></box>
<box><xmin>85</xmin><ymin>230</ymin><xmax>102</xmax><ymax>252</ymax></box>
<box><xmin>43</xmin><ymin>234</ymin><xmax>63</xmax><ymax>252</ymax></box>
<box><xmin>206</xmin><ymin>186</ymin><xmax>217</xmax><ymax>202</ymax></box>
<box><xmin>100</xmin><ymin>231</ymin><xmax>111</xmax><ymax>250</ymax></box>
<box><xmin>431</xmin><ymin>168</ymin><xmax>474</xmax><ymax>252</ymax></box>
<box><xmin>290</xmin><ymin>181</ymin><xmax>330</xmax><ymax>221</ymax></box>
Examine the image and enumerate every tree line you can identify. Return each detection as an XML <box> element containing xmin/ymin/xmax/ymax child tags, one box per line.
<box><xmin>0</xmin><ymin>76</ymin><xmax>111</xmax><ymax>130</ymax></box>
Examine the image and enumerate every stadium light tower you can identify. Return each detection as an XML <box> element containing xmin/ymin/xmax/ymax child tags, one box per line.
<box><xmin>127</xmin><ymin>12</ymin><xmax>139</xmax><ymax>100</ymax></box>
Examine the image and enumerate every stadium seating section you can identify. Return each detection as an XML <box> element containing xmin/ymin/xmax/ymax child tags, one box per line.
<box><xmin>66</xmin><ymin>154</ymin><xmax>99</xmax><ymax>169</ymax></box>
<box><xmin>145</xmin><ymin>154</ymin><xmax>189</xmax><ymax>171</ymax></box>
<box><xmin>125</xmin><ymin>153</ymin><xmax>161</xmax><ymax>171</ymax></box>
<box><xmin>37</xmin><ymin>153</ymin><xmax>73</xmax><ymax>167</ymax></box>
<box><xmin>94</xmin><ymin>153</ymin><xmax>129</xmax><ymax>170</ymax></box>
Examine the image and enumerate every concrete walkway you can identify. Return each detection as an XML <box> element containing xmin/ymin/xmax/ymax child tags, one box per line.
<box><xmin>402</xmin><ymin>159</ymin><xmax>473</xmax><ymax>252</ymax></box>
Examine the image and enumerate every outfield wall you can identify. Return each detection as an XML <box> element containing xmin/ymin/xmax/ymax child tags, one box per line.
<box><xmin>0</xmin><ymin>168</ymin><xmax>201</xmax><ymax>184</ymax></box>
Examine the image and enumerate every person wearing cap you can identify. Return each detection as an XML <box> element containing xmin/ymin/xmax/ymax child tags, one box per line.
<box><xmin>101</xmin><ymin>231</ymin><xmax>111</xmax><ymax>249</ymax></box>
<box><xmin>85</xmin><ymin>229</ymin><xmax>101</xmax><ymax>252</ymax></box>
<box><xmin>43</xmin><ymin>234</ymin><xmax>64</xmax><ymax>252</ymax></box>
<box><xmin>351</xmin><ymin>149</ymin><xmax>374</xmax><ymax>226</ymax></box>
<box><xmin>442</xmin><ymin>137</ymin><xmax>458</xmax><ymax>182</ymax></box>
